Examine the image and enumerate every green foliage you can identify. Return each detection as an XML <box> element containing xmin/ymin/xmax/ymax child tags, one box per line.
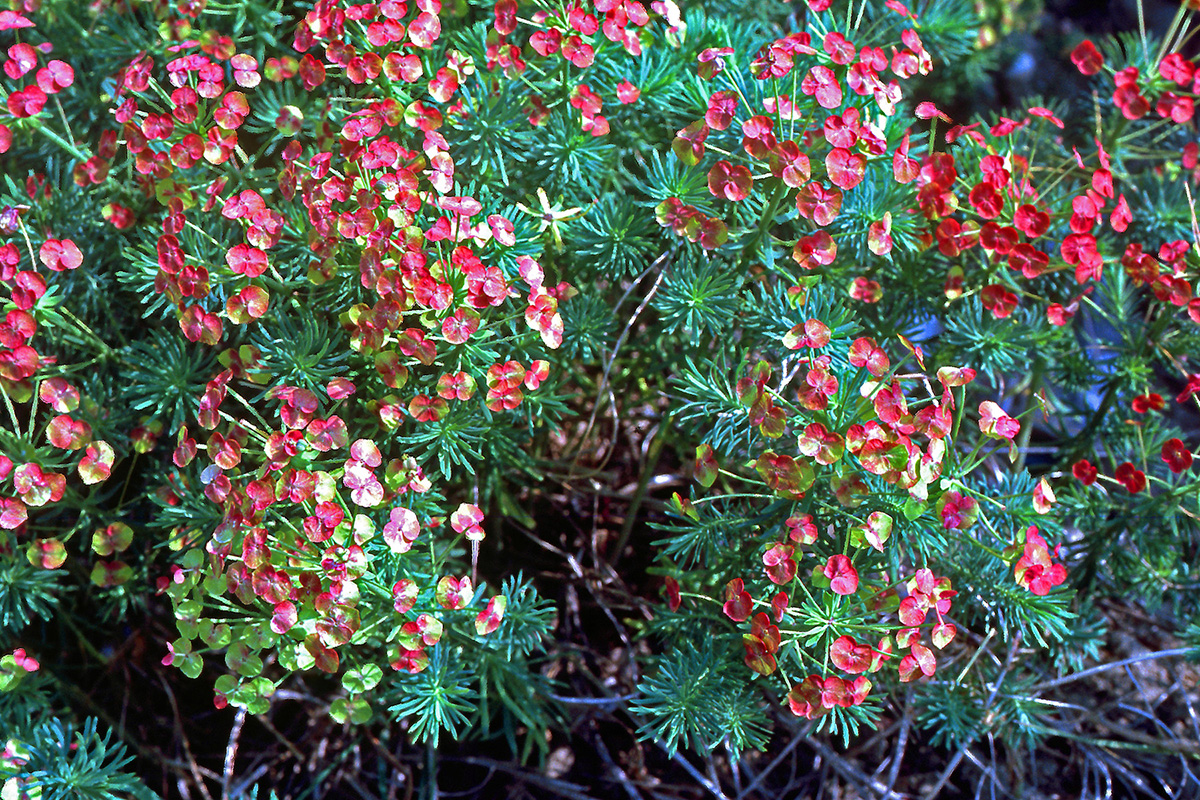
<box><xmin>4</xmin><ymin>0</ymin><xmax>1200</xmax><ymax>794</ymax></box>
<box><xmin>121</xmin><ymin>330</ymin><xmax>216</xmax><ymax>432</ymax></box>
<box><xmin>4</xmin><ymin>718</ymin><xmax>153</xmax><ymax>800</ymax></box>
<box><xmin>632</xmin><ymin>639</ymin><xmax>770</xmax><ymax>756</ymax></box>
<box><xmin>653</xmin><ymin>251</ymin><xmax>743</xmax><ymax>345</ymax></box>
<box><xmin>386</xmin><ymin>646</ymin><xmax>477</xmax><ymax>747</ymax></box>
<box><xmin>0</xmin><ymin>543</ymin><xmax>61</xmax><ymax>634</ymax></box>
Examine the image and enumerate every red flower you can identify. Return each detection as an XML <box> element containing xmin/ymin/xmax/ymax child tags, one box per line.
<box><xmin>978</xmin><ymin>401</ymin><xmax>1020</xmax><ymax>439</ymax></box>
<box><xmin>800</xmin><ymin>65</ymin><xmax>841</xmax><ymax>109</ymax></box>
<box><xmin>826</xmin><ymin>147</ymin><xmax>866</xmax><ymax>190</ymax></box>
<box><xmin>1014</xmin><ymin>526</ymin><xmax>1067</xmax><ymax>596</ymax></box>
<box><xmin>722</xmin><ymin>578</ymin><xmax>753</xmax><ymax>621</ymax></box>
<box><xmin>830</xmin><ymin>635</ymin><xmax>874</xmax><ymax>674</ymax></box>
<box><xmin>1161</xmin><ymin>439</ymin><xmax>1193</xmax><ymax>474</ymax></box>
<box><xmin>763</xmin><ymin>543</ymin><xmax>797</xmax><ymax>584</ymax></box>
<box><xmin>795</xmin><ymin>182</ymin><xmax>842</xmax><ymax>226</ymax></box>
<box><xmin>1070</xmin><ymin>40</ymin><xmax>1104</xmax><ymax>76</ymax></box>
<box><xmin>7</xmin><ymin>85</ymin><xmax>46</xmax><ymax>118</ymax></box>
<box><xmin>696</xmin><ymin>47</ymin><xmax>734</xmax><ymax>80</ymax></box>
<box><xmin>1114</xmin><ymin>462</ymin><xmax>1146</xmax><ymax>492</ymax></box>
<box><xmin>823</xmin><ymin>555</ymin><xmax>858</xmax><ymax>595</ymax></box>
<box><xmin>1131</xmin><ymin>393</ymin><xmax>1164</xmax><ymax>414</ymax></box>
<box><xmin>1072</xmin><ymin>459</ymin><xmax>1098</xmax><ymax>486</ymax></box>
<box><xmin>707</xmin><ymin>160</ymin><xmax>753</xmax><ymax>201</ymax></box>
<box><xmin>743</xmin><ymin>612</ymin><xmax>781</xmax><ymax>675</ymax></box>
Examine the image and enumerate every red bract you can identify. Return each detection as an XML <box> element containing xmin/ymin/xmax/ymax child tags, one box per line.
<box><xmin>493</xmin><ymin>0</ymin><xmax>517</xmax><ymax>34</ymax></box>
<box><xmin>0</xmin><ymin>11</ymin><xmax>32</xmax><ymax>29</ymax></box>
<box><xmin>616</xmin><ymin>80</ymin><xmax>640</xmax><ymax>103</ymax></box>
<box><xmin>1113</xmin><ymin>78</ymin><xmax>1149</xmax><ymax>119</ymax></box>
<box><xmin>1162</xmin><ymin>438</ymin><xmax>1193</xmax><ymax>473</ymax></box>
<box><xmin>938</xmin><ymin>490</ymin><xmax>978</xmax><ymax>530</ymax></box>
<box><xmin>860</xmin><ymin>511</ymin><xmax>892</xmax><ymax>552</ymax></box>
<box><xmin>36</xmin><ymin>60</ymin><xmax>73</xmax><ymax>93</ymax></box>
<box><xmin>850</xmin><ymin>277</ymin><xmax>882</xmax><ymax>303</ymax></box>
<box><xmin>4</xmin><ymin>42</ymin><xmax>36</xmax><ymax>78</ymax></box>
<box><xmin>704</xmin><ymin>90</ymin><xmax>738</xmax><ymax>130</ymax></box>
<box><xmin>980</xmin><ymin>284</ymin><xmax>1018</xmax><ymax>318</ymax></box>
<box><xmin>451</xmin><ymin>503</ymin><xmax>485</xmax><ymax>541</ymax></box>
<box><xmin>39</xmin><ymin>377</ymin><xmax>79</xmax><ymax>412</ymax></box>
<box><xmin>1131</xmin><ymin>393</ymin><xmax>1165</xmax><ymax>414</ymax></box>
<box><xmin>1071</xmin><ymin>40</ymin><xmax>1104</xmax><ymax>75</ymax></box>
<box><xmin>225</xmin><ymin>244</ymin><xmax>268</xmax><ymax>277</ymax></box>
<box><xmin>7</xmin><ymin>86</ymin><xmax>47</xmax><ymax>117</ymax></box>
<box><xmin>707</xmin><ymin>160</ymin><xmax>753</xmax><ymax>201</ymax></box>
<box><xmin>179</xmin><ymin>306</ymin><xmax>222</xmax><ymax>345</ymax></box>
<box><xmin>1029</xmin><ymin>106</ymin><xmax>1064</xmax><ymax>128</ymax></box>
<box><xmin>475</xmin><ymin>596</ymin><xmax>506</xmax><ymax>635</ymax></box>
<box><xmin>743</xmin><ymin>612</ymin><xmax>781</xmax><ymax>675</ymax></box>
<box><xmin>226</xmin><ymin>286</ymin><xmax>269</xmax><ymax>323</ymax></box>
<box><xmin>751</xmin><ymin>42</ymin><xmax>794</xmax><ymax>80</ymax></box>
<box><xmin>0</xmin><ymin>343</ymin><xmax>39</xmax><ymax>381</ymax></box>
<box><xmin>1156</xmin><ymin>92</ymin><xmax>1195</xmax><ymax>124</ymax></box>
<box><xmin>823</xmin><ymin>554</ymin><xmax>858</xmax><ymax>595</ymax></box>
<box><xmin>693</xmin><ymin>443</ymin><xmax>719</xmax><ymax>488</ymax></box>
<box><xmin>37</xmin><ymin>237</ymin><xmax>81</xmax><ymax>272</ymax></box>
<box><xmin>791</xmin><ymin>231</ymin><xmax>836</xmax><ymax>270</ymax></box>
<box><xmin>561</xmin><ymin>35</ymin><xmax>594</xmax><ymax>67</ymax></box>
<box><xmin>914</xmin><ymin>101</ymin><xmax>949</xmax><ymax>122</ymax></box>
<box><xmin>436</xmin><ymin>576</ymin><xmax>473</xmax><ymax>611</ymax></box>
<box><xmin>845</xmin><ymin>338</ymin><xmax>887</xmax><ymax>377</ymax></box>
<box><xmin>762</xmin><ymin>544</ymin><xmax>797</xmax><ymax>584</ymax></box>
<box><xmin>672</xmin><ymin>120</ymin><xmax>709</xmax><ymax>165</ymax></box>
<box><xmin>801</xmin><ymin>65</ymin><xmax>842</xmax><ymax>109</ymax></box>
<box><xmin>898</xmin><ymin>642</ymin><xmax>936</xmax><ymax>681</ymax></box>
<box><xmin>1014</xmin><ymin>526</ymin><xmax>1067</xmax><ymax>595</ymax></box>
<box><xmin>868</xmin><ymin>213</ymin><xmax>893</xmax><ymax>255</ymax></box>
<box><xmin>823</xmin><ymin>32</ymin><xmax>855</xmax><ymax>64</ymax></box>
<box><xmin>795</xmin><ymin>182</ymin><xmax>842</xmax><ymax>226</ymax></box>
<box><xmin>784</xmin><ymin>318</ymin><xmax>831</xmax><ymax>351</ymax></box>
<box><xmin>892</xmin><ymin>132</ymin><xmax>919</xmax><ymax>183</ymax></box>
<box><xmin>979</xmin><ymin>401</ymin><xmax>1019</xmax><ymax>439</ymax></box>
<box><xmin>722</xmin><ymin>578</ymin><xmax>753</xmax><ymax>621</ymax></box>
<box><xmin>1072</xmin><ymin>459</ymin><xmax>1098</xmax><ymax>485</ymax></box>
<box><xmin>787</xmin><ymin>676</ymin><xmax>826</xmax><ymax>719</ymax></box>
<box><xmin>741</xmin><ymin>115</ymin><xmax>776</xmax><ymax>158</ymax></box>
<box><xmin>47</xmin><ymin>414</ymin><xmax>91</xmax><ymax>450</ymax></box>
<box><xmin>829</xmin><ymin>635</ymin><xmax>874</xmax><ymax>674</ymax></box>
<box><xmin>0</xmin><ymin>498</ymin><xmax>27</xmax><ymax>530</ymax></box>
<box><xmin>1033</xmin><ymin>477</ymin><xmax>1056</xmax><ymax>514</ymax></box>
<box><xmin>27</xmin><ymin>538</ymin><xmax>67</xmax><ymax>570</ymax></box>
<box><xmin>825</xmin><ymin>147</ymin><xmax>865</xmax><ymax>190</ymax></box>
<box><xmin>1114</xmin><ymin>462</ymin><xmax>1146</xmax><ymax>493</ymax></box>
<box><xmin>968</xmin><ymin>182</ymin><xmax>1003</xmax><ymax>219</ymax></box>
<box><xmin>1110</xmin><ymin>194</ymin><xmax>1132</xmax><ymax>232</ymax></box>
<box><xmin>1012</xmin><ymin>204</ymin><xmax>1050</xmax><ymax>238</ymax></box>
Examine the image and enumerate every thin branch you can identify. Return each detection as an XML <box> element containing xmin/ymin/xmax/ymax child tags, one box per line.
<box><xmin>885</xmin><ymin>689</ymin><xmax>914</xmax><ymax>798</ymax></box>
<box><xmin>222</xmin><ymin>708</ymin><xmax>247</xmax><ymax>800</ymax></box>
<box><xmin>924</xmin><ymin>634</ymin><xmax>1023</xmax><ymax>799</ymax></box>
<box><xmin>658</xmin><ymin>744</ymin><xmax>730</xmax><ymax>800</ymax></box>
<box><xmin>1030</xmin><ymin>647</ymin><xmax>1195</xmax><ymax>692</ymax></box>
<box><xmin>155</xmin><ymin>671</ymin><xmax>217</xmax><ymax>800</ymax></box>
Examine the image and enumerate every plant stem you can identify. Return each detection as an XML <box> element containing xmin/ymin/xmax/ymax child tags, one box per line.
<box><xmin>610</xmin><ymin>411</ymin><xmax>671</xmax><ymax>568</ymax></box>
<box><xmin>738</xmin><ymin>179</ymin><xmax>788</xmax><ymax>271</ymax></box>
<box><xmin>1013</xmin><ymin>365</ymin><xmax>1042</xmax><ymax>473</ymax></box>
